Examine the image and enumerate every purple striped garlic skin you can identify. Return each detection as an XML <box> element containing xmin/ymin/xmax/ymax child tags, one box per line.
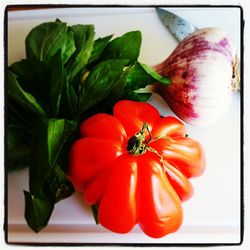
<box><xmin>154</xmin><ymin>27</ymin><xmax>238</xmax><ymax>126</ymax></box>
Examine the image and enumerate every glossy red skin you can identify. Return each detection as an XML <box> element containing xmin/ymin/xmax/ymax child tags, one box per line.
<box><xmin>68</xmin><ymin>100</ymin><xmax>205</xmax><ymax>238</ymax></box>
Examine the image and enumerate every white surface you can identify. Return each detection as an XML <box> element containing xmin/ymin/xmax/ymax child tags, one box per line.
<box><xmin>7</xmin><ymin>7</ymin><xmax>241</xmax><ymax>244</ymax></box>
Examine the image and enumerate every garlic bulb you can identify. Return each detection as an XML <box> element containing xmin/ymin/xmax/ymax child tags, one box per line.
<box><xmin>153</xmin><ymin>27</ymin><xmax>239</xmax><ymax>126</ymax></box>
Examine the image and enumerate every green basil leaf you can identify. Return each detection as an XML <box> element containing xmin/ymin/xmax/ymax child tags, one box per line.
<box><xmin>9</xmin><ymin>59</ymin><xmax>35</xmax><ymax>80</ymax></box>
<box><xmin>48</xmin><ymin>50</ymin><xmax>65</xmax><ymax>117</ymax></box>
<box><xmin>25</xmin><ymin>118</ymin><xmax>77</xmax><ymax>232</ymax></box>
<box><xmin>126</xmin><ymin>62</ymin><xmax>170</xmax><ymax>89</ymax></box>
<box><xmin>7</xmin><ymin>126</ymin><xmax>30</xmax><ymax>172</ymax></box>
<box><xmin>123</xmin><ymin>89</ymin><xmax>152</xmax><ymax>102</ymax></box>
<box><xmin>24</xmin><ymin>190</ymin><xmax>54</xmax><ymax>233</ymax></box>
<box><xmin>8</xmin><ymin>126</ymin><xmax>25</xmax><ymax>149</ymax></box>
<box><xmin>61</xmin><ymin>29</ymin><xmax>76</xmax><ymax>65</ymax></box>
<box><xmin>9</xmin><ymin>59</ymin><xmax>52</xmax><ymax>113</ymax></box>
<box><xmin>29</xmin><ymin>118</ymin><xmax>77</xmax><ymax>197</ymax></box>
<box><xmin>101</xmin><ymin>31</ymin><xmax>141</xmax><ymax>65</ymax></box>
<box><xmin>88</xmin><ymin>35</ymin><xmax>113</xmax><ymax>66</ymax></box>
<box><xmin>8</xmin><ymin>145</ymin><xmax>30</xmax><ymax>172</ymax></box>
<box><xmin>43</xmin><ymin>164</ymin><xmax>75</xmax><ymax>203</ymax></box>
<box><xmin>66</xmin><ymin>24</ymin><xmax>95</xmax><ymax>84</ymax></box>
<box><xmin>139</xmin><ymin>63</ymin><xmax>171</xmax><ymax>85</ymax></box>
<box><xmin>79</xmin><ymin>59</ymin><xmax>128</xmax><ymax>113</ymax></box>
<box><xmin>123</xmin><ymin>62</ymin><xmax>170</xmax><ymax>101</ymax></box>
<box><xmin>8</xmin><ymin>98</ymin><xmax>34</xmax><ymax>131</ymax></box>
<box><xmin>25</xmin><ymin>20</ymin><xmax>68</xmax><ymax>64</ymax></box>
<box><xmin>96</xmin><ymin>69</ymin><xmax>131</xmax><ymax>111</ymax></box>
<box><xmin>59</xmin><ymin>73</ymin><xmax>78</xmax><ymax>120</ymax></box>
<box><xmin>101</xmin><ymin>62</ymin><xmax>170</xmax><ymax>103</ymax></box>
<box><xmin>91</xmin><ymin>205</ymin><xmax>99</xmax><ymax>225</ymax></box>
<box><xmin>8</xmin><ymin>70</ymin><xmax>47</xmax><ymax>116</ymax></box>
<box><xmin>47</xmin><ymin>119</ymin><xmax>77</xmax><ymax>167</ymax></box>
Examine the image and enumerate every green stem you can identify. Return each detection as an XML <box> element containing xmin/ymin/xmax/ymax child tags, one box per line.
<box><xmin>126</xmin><ymin>123</ymin><xmax>149</xmax><ymax>155</ymax></box>
<box><xmin>126</xmin><ymin>123</ymin><xmax>170</xmax><ymax>172</ymax></box>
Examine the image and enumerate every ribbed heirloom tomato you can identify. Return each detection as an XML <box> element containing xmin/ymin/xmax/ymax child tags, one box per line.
<box><xmin>68</xmin><ymin>100</ymin><xmax>205</xmax><ymax>238</ymax></box>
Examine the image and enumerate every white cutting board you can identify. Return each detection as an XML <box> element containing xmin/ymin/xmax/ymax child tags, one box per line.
<box><xmin>7</xmin><ymin>7</ymin><xmax>241</xmax><ymax>244</ymax></box>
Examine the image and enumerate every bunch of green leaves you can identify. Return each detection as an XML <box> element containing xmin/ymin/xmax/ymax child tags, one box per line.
<box><xmin>7</xmin><ymin>19</ymin><xmax>170</xmax><ymax>232</ymax></box>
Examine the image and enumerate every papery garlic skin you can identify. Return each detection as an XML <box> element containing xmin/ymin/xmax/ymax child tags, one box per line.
<box><xmin>154</xmin><ymin>27</ymin><xmax>239</xmax><ymax>126</ymax></box>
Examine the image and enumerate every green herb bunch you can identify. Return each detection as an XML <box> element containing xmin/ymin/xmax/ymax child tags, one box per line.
<box><xmin>7</xmin><ymin>19</ymin><xmax>170</xmax><ymax>232</ymax></box>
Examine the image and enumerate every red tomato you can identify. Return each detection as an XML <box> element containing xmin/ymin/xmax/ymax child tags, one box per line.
<box><xmin>68</xmin><ymin>100</ymin><xmax>205</xmax><ymax>238</ymax></box>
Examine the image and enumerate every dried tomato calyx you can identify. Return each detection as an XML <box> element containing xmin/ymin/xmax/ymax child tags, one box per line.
<box><xmin>127</xmin><ymin>123</ymin><xmax>150</xmax><ymax>155</ymax></box>
<box><xmin>126</xmin><ymin>123</ymin><xmax>167</xmax><ymax>171</ymax></box>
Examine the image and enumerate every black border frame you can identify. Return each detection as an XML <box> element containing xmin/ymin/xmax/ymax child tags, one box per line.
<box><xmin>4</xmin><ymin>3</ymin><xmax>245</xmax><ymax>247</ymax></box>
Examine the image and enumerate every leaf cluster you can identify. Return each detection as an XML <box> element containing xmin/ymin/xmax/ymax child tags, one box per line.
<box><xmin>7</xmin><ymin>19</ymin><xmax>170</xmax><ymax>232</ymax></box>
